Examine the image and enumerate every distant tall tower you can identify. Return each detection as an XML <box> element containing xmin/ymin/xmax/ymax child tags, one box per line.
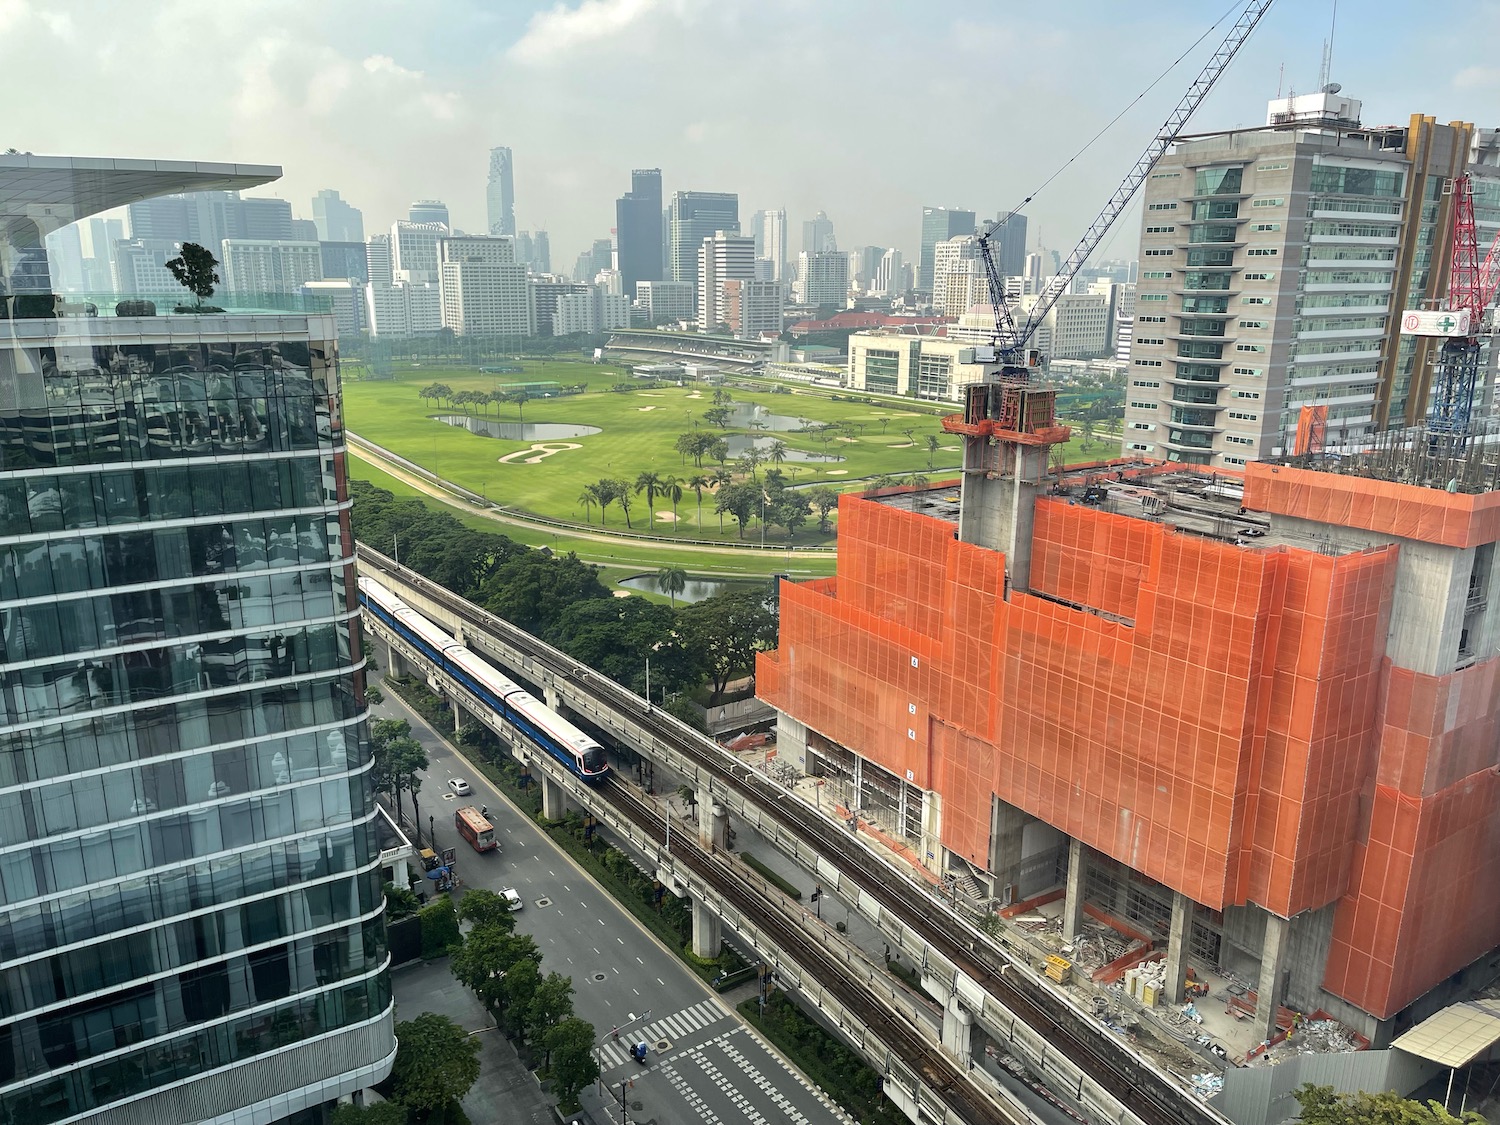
<box><xmin>409</xmin><ymin>199</ymin><xmax>450</xmax><ymax>229</ymax></box>
<box><xmin>616</xmin><ymin>168</ymin><xmax>663</xmax><ymax>296</ymax></box>
<box><xmin>487</xmin><ymin>147</ymin><xmax>515</xmax><ymax>237</ymax></box>
<box><xmin>991</xmin><ymin>212</ymin><xmax>1027</xmax><ymax>278</ymax></box>
<box><xmin>918</xmin><ymin>205</ymin><xmax>976</xmax><ymax>291</ymax></box>
<box><xmin>752</xmin><ymin>209</ymin><xmax>788</xmax><ymax>281</ymax></box>
<box><xmin>668</xmin><ymin>191</ymin><xmax>739</xmax><ymax>309</ymax></box>
<box><xmin>801</xmin><ymin>210</ymin><xmax>836</xmax><ymax>254</ymax></box>
<box><xmin>312</xmin><ymin>188</ymin><xmax>364</xmax><ymax>243</ymax></box>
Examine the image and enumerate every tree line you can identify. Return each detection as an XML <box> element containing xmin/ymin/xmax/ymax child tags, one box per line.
<box><xmin>352</xmin><ymin>480</ymin><xmax>778</xmax><ymax>704</ymax></box>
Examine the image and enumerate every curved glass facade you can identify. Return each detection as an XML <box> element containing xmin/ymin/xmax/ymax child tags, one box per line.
<box><xmin>0</xmin><ymin>317</ymin><xmax>388</xmax><ymax>1125</ymax></box>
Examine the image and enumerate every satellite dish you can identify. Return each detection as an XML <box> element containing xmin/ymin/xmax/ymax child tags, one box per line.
<box><xmin>1323</xmin><ymin>82</ymin><xmax>1342</xmax><ymax>95</ymax></box>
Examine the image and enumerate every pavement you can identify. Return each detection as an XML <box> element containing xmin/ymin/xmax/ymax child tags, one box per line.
<box><xmin>391</xmin><ymin>958</ymin><xmax>553</xmax><ymax>1125</ymax></box>
<box><xmin>373</xmin><ymin>690</ymin><xmax>851</xmax><ymax>1125</ymax></box>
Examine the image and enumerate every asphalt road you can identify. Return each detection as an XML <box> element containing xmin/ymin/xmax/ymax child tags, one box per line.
<box><xmin>374</xmin><ymin>692</ymin><xmax>851</xmax><ymax>1125</ymax></box>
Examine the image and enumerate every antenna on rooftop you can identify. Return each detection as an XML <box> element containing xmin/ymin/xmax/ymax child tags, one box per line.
<box><xmin>1317</xmin><ymin>0</ymin><xmax>1338</xmax><ymax>89</ymax></box>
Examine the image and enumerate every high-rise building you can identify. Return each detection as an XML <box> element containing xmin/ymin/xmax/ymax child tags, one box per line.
<box><xmin>1014</xmin><ymin>290</ymin><xmax>1110</xmax><ymax>359</ymax></box>
<box><xmin>42</xmin><ymin>222</ymin><xmax>85</xmax><ymax>291</ymax></box>
<box><xmin>872</xmin><ymin>248</ymin><xmax>905</xmax><ymax>297</ymax></box>
<box><xmin>408</xmin><ymin>200</ymin><xmax>450</xmax><ymax>229</ymax></box>
<box><xmin>615</xmin><ymin>168</ymin><xmax>663</xmax><ymax>297</ymax></box>
<box><xmin>111</xmin><ymin>238</ymin><xmax>188</xmax><ymax>296</ymax></box>
<box><xmin>553</xmin><ymin>286</ymin><xmax>630</xmax><ymax>335</ymax></box>
<box><xmin>365</xmin><ymin>234</ymin><xmax>393</xmax><ymax>286</ymax></box>
<box><xmin>918</xmin><ymin>206</ymin><xmax>976</xmax><ymax>291</ymax></box>
<box><xmin>486</xmin><ymin>147</ymin><xmax>515</xmax><ymax>237</ymax></box>
<box><xmin>793</xmin><ymin>250</ymin><xmax>848</xmax><ymax>309</ymax></box>
<box><xmin>312</xmin><ymin>189</ymin><xmax>364</xmax><ymax>243</ymax></box>
<box><xmin>221</xmin><ymin>239</ymin><xmax>325</xmax><ymax>296</ymax></box>
<box><xmin>291</xmin><ymin>218</ymin><xmax>320</xmax><ymax>242</ymax></box>
<box><xmin>303</xmin><ymin>277</ymin><xmax>367</xmax><ymax>336</ymax></box>
<box><xmin>1122</xmin><ymin>92</ymin><xmax>1500</xmax><ymax>468</ymax></box>
<box><xmin>847</xmin><ymin>245</ymin><xmax>885</xmax><ymax>292</ymax></box>
<box><xmin>573</xmin><ymin>238</ymin><xmax>613</xmax><ymax>282</ymax></box>
<box><xmin>721</xmin><ymin>278</ymin><xmax>784</xmax><ymax>339</ymax></box>
<box><xmin>669</xmin><ymin>191</ymin><xmax>739</xmax><ymax>308</ymax></box>
<box><xmin>390</xmin><ymin>221</ymin><xmax>447</xmax><ymax>279</ymax></box>
<box><xmin>989</xmin><ymin>211</ymin><xmax>1027</xmax><ymax>278</ymax></box>
<box><xmin>80</xmin><ymin>216</ymin><xmax>124</xmax><ymax>291</ymax></box>
<box><xmin>932</xmin><ymin>235</ymin><xmax>981</xmax><ymax>316</ymax></box>
<box><xmin>321</xmin><ymin>241</ymin><xmax>370</xmax><ymax>283</ymax></box>
<box><xmin>128</xmin><ymin>191</ymin><xmax>293</xmax><ymax>252</ymax></box>
<box><xmin>0</xmin><ymin>152</ymin><xmax>394</xmax><ymax>1125</ymax></box>
<box><xmin>696</xmin><ymin>230</ymin><xmax>755</xmax><ymax>330</ymax></box>
<box><xmin>760</xmin><ymin>385</ymin><xmax>1500</xmax><ymax>1048</ymax></box>
<box><xmin>438</xmin><ymin>235</ymin><xmax>533</xmax><ymax>336</ymax></box>
<box><xmin>801</xmin><ymin>210</ymin><xmax>835</xmax><ymax>254</ymax></box>
<box><xmin>529</xmin><ymin>279</ymin><xmax>588</xmax><ymax>337</ymax></box>
<box><xmin>514</xmin><ymin>230</ymin><xmax>552</xmax><ymax>275</ymax></box>
<box><xmin>636</xmin><ymin>280</ymin><xmax>694</xmax><ymax>323</ymax></box>
<box><xmin>751</xmin><ymin>209</ymin><xmax>788</xmax><ymax>281</ymax></box>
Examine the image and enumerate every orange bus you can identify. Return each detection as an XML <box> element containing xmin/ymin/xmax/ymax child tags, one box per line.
<box><xmin>454</xmin><ymin>806</ymin><xmax>497</xmax><ymax>852</ymax></box>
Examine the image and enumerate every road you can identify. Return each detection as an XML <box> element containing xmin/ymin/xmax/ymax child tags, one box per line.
<box><xmin>374</xmin><ymin>691</ymin><xmax>851</xmax><ymax>1125</ymax></box>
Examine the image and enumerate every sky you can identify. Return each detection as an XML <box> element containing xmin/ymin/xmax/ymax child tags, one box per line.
<box><xmin>7</xmin><ymin>0</ymin><xmax>1500</xmax><ymax>268</ymax></box>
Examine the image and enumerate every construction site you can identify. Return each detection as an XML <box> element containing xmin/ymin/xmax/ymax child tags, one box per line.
<box><xmin>756</xmin><ymin>376</ymin><xmax>1500</xmax><ymax>1108</ymax></box>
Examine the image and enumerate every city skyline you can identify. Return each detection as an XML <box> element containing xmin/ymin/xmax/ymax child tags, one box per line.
<box><xmin>7</xmin><ymin>1</ymin><xmax>1500</xmax><ymax>270</ymax></box>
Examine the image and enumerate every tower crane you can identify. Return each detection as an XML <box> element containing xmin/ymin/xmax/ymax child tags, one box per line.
<box><xmin>1404</xmin><ymin>172</ymin><xmax>1500</xmax><ymax>448</ymax></box>
<box><xmin>976</xmin><ymin>0</ymin><xmax>1276</xmax><ymax>380</ymax></box>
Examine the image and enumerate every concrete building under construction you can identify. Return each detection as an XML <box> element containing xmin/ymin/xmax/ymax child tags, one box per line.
<box><xmin>758</xmin><ymin>383</ymin><xmax>1500</xmax><ymax>1043</ymax></box>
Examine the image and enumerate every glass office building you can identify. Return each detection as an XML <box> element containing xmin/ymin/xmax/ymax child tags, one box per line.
<box><xmin>0</xmin><ymin>157</ymin><xmax>392</xmax><ymax>1125</ymax></box>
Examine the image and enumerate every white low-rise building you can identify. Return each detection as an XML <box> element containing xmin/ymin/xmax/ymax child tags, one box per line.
<box><xmin>846</xmin><ymin>332</ymin><xmax>1002</xmax><ymax>400</ymax></box>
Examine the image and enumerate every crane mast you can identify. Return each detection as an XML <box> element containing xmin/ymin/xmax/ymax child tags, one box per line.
<box><xmin>977</xmin><ymin>0</ymin><xmax>1276</xmax><ymax>379</ymax></box>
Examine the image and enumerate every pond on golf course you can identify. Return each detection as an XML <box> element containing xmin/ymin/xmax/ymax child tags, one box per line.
<box><xmin>617</xmin><ymin>575</ymin><xmax>733</xmax><ymax>603</ymax></box>
<box><xmin>724</xmin><ymin>403</ymin><xmax>807</xmax><ymax>432</ymax></box>
<box><xmin>723</xmin><ymin>434</ymin><xmax>843</xmax><ymax>462</ymax></box>
<box><xmin>435</xmin><ymin>415</ymin><xmax>602</xmax><ymax>440</ymax></box>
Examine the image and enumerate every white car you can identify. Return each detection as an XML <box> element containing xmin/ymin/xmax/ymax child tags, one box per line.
<box><xmin>448</xmin><ymin>778</ymin><xmax>471</xmax><ymax>796</ymax></box>
<box><xmin>502</xmin><ymin>888</ymin><xmax>524</xmax><ymax>912</ymax></box>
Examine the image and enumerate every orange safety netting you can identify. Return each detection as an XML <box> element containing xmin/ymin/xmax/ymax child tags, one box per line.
<box><xmin>1245</xmin><ymin>461</ymin><xmax>1500</xmax><ymax>548</ymax></box>
<box><xmin>759</xmin><ymin>490</ymin><xmax>1500</xmax><ymax>1016</ymax></box>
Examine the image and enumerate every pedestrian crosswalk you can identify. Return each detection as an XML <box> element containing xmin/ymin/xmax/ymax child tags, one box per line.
<box><xmin>597</xmin><ymin>998</ymin><xmax>726</xmax><ymax>1071</ymax></box>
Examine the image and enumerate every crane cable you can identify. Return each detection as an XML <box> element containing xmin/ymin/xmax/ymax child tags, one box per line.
<box><xmin>996</xmin><ymin>0</ymin><xmax>1245</xmax><ymax>224</ymax></box>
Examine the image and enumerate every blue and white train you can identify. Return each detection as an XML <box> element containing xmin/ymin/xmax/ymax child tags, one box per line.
<box><xmin>359</xmin><ymin>575</ymin><xmax>610</xmax><ymax>783</ymax></box>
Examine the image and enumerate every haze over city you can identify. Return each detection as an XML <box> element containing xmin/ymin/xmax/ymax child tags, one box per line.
<box><xmin>6</xmin><ymin>0</ymin><xmax>1500</xmax><ymax>264</ymax></box>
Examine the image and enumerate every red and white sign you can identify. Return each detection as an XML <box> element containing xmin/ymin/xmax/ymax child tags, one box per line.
<box><xmin>1399</xmin><ymin>309</ymin><xmax>1472</xmax><ymax>337</ymax></box>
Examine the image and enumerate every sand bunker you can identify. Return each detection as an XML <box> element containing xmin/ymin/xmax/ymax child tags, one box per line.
<box><xmin>637</xmin><ymin>406</ymin><xmax>657</xmax><ymax>412</ymax></box>
<box><xmin>653</xmin><ymin>511</ymin><xmax>678</xmax><ymax>522</ymax></box>
<box><xmin>497</xmin><ymin>442</ymin><xmax>581</xmax><ymax>464</ymax></box>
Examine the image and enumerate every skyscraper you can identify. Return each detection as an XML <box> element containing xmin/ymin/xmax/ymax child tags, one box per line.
<box><xmin>696</xmin><ymin>230</ymin><xmax>755</xmax><ymax>330</ymax></box>
<box><xmin>408</xmin><ymin>200</ymin><xmax>450</xmax><ymax>229</ymax></box>
<box><xmin>793</xmin><ymin>250</ymin><xmax>848</xmax><ymax>308</ymax></box>
<box><xmin>128</xmin><ymin>191</ymin><xmax>294</xmax><ymax>253</ymax></box>
<box><xmin>391</xmin><ymin>220</ymin><xmax>448</xmax><ymax>278</ymax></box>
<box><xmin>486</xmin><ymin>147</ymin><xmax>516</xmax><ymax>237</ymax></box>
<box><xmin>917</xmin><ymin>206</ymin><xmax>976</xmax><ymax>291</ymax></box>
<box><xmin>751</xmin><ymin>209</ymin><xmax>787</xmax><ymax>281</ymax></box>
<box><xmin>990</xmin><ymin>211</ymin><xmax>1027</xmax><ymax>279</ymax></box>
<box><xmin>221</xmin><ymin>238</ymin><xmax>325</xmax><ymax>295</ymax></box>
<box><xmin>801</xmin><ymin>210</ymin><xmax>835</xmax><ymax>254</ymax></box>
<box><xmin>615</xmin><ymin>168</ymin><xmax>663</xmax><ymax>296</ymax></box>
<box><xmin>668</xmin><ymin>191</ymin><xmax>739</xmax><ymax>309</ymax></box>
<box><xmin>0</xmin><ymin>153</ymin><xmax>394</xmax><ymax>1125</ymax></box>
<box><xmin>312</xmin><ymin>189</ymin><xmax>365</xmax><ymax>243</ymax></box>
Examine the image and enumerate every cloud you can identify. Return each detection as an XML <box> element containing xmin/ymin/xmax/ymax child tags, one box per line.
<box><xmin>508</xmin><ymin>0</ymin><xmax>686</xmax><ymax>65</ymax></box>
<box><xmin>1454</xmin><ymin>65</ymin><xmax>1500</xmax><ymax>90</ymax></box>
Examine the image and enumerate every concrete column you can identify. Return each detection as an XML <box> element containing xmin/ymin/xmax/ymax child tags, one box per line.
<box><xmin>543</xmin><ymin>683</ymin><xmax>562</xmax><ymax>712</ymax></box>
<box><xmin>385</xmin><ymin>639</ymin><xmax>408</xmax><ymax>678</ymax></box>
<box><xmin>1256</xmin><ymin>911</ymin><xmax>1290</xmax><ymax>1044</ymax></box>
<box><xmin>540</xmin><ymin>774</ymin><xmax>567</xmax><ymax>820</ymax></box>
<box><xmin>452</xmin><ymin>698</ymin><xmax>467</xmax><ymax>734</ymax></box>
<box><xmin>697</xmin><ymin>787</ymin><xmax>727</xmax><ymax>850</ymax></box>
<box><xmin>941</xmin><ymin>996</ymin><xmax>976</xmax><ymax>1065</ymax></box>
<box><xmin>990</xmin><ymin>799</ymin><xmax>1027</xmax><ymax>904</ymax></box>
<box><xmin>1163</xmin><ymin>891</ymin><xmax>1192</xmax><ymax>1004</ymax></box>
<box><xmin>690</xmin><ymin>895</ymin><xmax>721</xmax><ymax>959</ymax></box>
<box><xmin>1062</xmin><ymin>837</ymin><xmax>1086</xmax><ymax>943</ymax></box>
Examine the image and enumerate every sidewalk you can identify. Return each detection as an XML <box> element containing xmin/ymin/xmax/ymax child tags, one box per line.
<box><xmin>392</xmin><ymin>959</ymin><xmax>556</xmax><ymax>1125</ymax></box>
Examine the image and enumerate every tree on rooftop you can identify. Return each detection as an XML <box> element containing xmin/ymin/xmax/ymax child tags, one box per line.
<box><xmin>164</xmin><ymin>242</ymin><xmax>220</xmax><ymax>309</ymax></box>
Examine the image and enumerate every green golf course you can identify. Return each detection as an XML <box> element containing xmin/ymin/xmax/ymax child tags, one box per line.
<box><xmin>342</xmin><ymin>359</ymin><xmax>961</xmax><ymax>543</ymax></box>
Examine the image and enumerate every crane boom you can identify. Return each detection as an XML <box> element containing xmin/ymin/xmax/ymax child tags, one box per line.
<box><xmin>979</xmin><ymin>0</ymin><xmax>1276</xmax><ymax>366</ymax></box>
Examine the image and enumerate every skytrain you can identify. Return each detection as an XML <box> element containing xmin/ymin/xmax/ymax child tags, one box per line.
<box><xmin>358</xmin><ymin>575</ymin><xmax>610</xmax><ymax>782</ymax></box>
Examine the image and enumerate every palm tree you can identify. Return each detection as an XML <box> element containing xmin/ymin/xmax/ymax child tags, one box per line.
<box><xmin>656</xmin><ymin>566</ymin><xmax>688</xmax><ymax>607</ymax></box>
<box><xmin>489</xmin><ymin>389</ymin><xmax>508</xmax><ymax>416</ymax></box>
<box><xmin>740</xmin><ymin>445</ymin><xmax>763</xmax><ymax>480</ymax></box>
<box><xmin>925</xmin><ymin>433</ymin><xmax>940</xmax><ymax>470</ymax></box>
<box><xmin>661</xmin><ymin>474</ymin><xmax>684</xmax><ymax>531</ymax></box>
<box><xmin>767</xmin><ymin>439</ymin><xmax>788</xmax><ymax>468</ymax></box>
<box><xmin>688</xmin><ymin>474</ymin><xmax>709</xmax><ymax>527</ymax></box>
<box><xmin>595</xmin><ymin>479</ymin><xmax>617</xmax><ymax>527</ymax></box>
<box><xmin>634</xmin><ymin>470</ymin><xmax>663</xmax><ymax>529</ymax></box>
<box><xmin>508</xmin><ymin>389</ymin><xmax>531</xmax><ymax>421</ymax></box>
<box><xmin>616</xmin><ymin>484</ymin><xmax>635</xmax><ymax>529</ymax></box>
<box><xmin>578</xmin><ymin>486</ymin><xmax>598</xmax><ymax>525</ymax></box>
